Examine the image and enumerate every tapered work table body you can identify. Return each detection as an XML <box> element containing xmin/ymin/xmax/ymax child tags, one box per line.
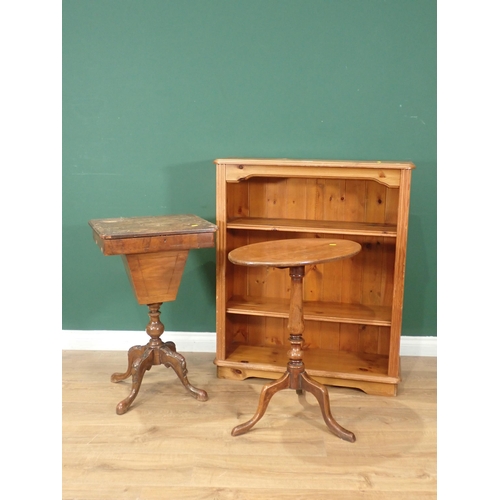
<box><xmin>89</xmin><ymin>214</ymin><xmax>217</xmax><ymax>304</ymax></box>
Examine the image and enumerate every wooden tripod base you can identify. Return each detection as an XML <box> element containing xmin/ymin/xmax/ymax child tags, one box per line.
<box><xmin>230</xmin><ymin>265</ymin><xmax>356</xmax><ymax>441</ymax></box>
<box><xmin>111</xmin><ymin>303</ymin><xmax>208</xmax><ymax>415</ymax></box>
<box><xmin>231</xmin><ymin>363</ymin><xmax>355</xmax><ymax>442</ymax></box>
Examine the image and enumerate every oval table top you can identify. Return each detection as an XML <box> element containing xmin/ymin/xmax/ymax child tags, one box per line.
<box><xmin>228</xmin><ymin>238</ymin><xmax>361</xmax><ymax>268</ymax></box>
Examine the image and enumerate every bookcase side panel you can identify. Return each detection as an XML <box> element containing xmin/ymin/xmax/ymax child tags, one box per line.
<box><xmin>215</xmin><ymin>164</ymin><xmax>228</xmax><ymax>360</ymax></box>
<box><xmin>388</xmin><ymin>169</ymin><xmax>413</xmax><ymax>376</ymax></box>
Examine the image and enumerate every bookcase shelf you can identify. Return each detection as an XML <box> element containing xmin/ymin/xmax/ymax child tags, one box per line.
<box><xmin>227</xmin><ymin>217</ymin><xmax>397</xmax><ymax>237</ymax></box>
<box><xmin>215</xmin><ymin>158</ymin><xmax>414</xmax><ymax>396</ymax></box>
<box><xmin>227</xmin><ymin>296</ymin><xmax>392</xmax><ymax>327</ymax></box>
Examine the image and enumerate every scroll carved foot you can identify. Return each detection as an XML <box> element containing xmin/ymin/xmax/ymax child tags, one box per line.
<box><xmin>231</xmin><ymin>372</ymin><xmax>291</xmax><ymax>436</ymax></box>
<box><xmin>115</xmin><ymin>348</ymin><xmax>155</xmax><ymax>415</ymax></box>
<box><xmin>159</xmin><ymin>345</ymin><xmax>208</xmax><ymax>402</ymax></box>
<box><xmin>301</xmin><ymin>372</ymin><xmax>356</xmax><ymax>443</ymax></box>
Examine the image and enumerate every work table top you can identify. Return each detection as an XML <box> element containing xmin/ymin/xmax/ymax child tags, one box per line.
<box><xmin>89</xmin><ymin>214</ymin><xmax>217</xmax><ymax>240</ymax></box>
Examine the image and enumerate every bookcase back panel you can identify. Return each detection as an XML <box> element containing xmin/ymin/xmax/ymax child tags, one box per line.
<box><xmin>226</xmin><ymin>230</ymin><xmax>395</xmax><ymax>308</ymax></box>
<box><xmin>225</xmin><ymin>315</ymin><xmax>390</xmax><ymax>356</ymax></box>
<box><xmin>227</xmin><ymin>178</ymin><xmax>400</xmax><ymax>225</ymax></box>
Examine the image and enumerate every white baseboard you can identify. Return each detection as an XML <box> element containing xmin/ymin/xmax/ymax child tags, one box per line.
<box><xmin>61</xmin><ymin>330</ymin><xmax>436</xmax><ymax>357</ymax></box>
<box><xmin>400</xmin><ymin>336</ymin><xmax>437</xmax><ymax>357</ymax></box>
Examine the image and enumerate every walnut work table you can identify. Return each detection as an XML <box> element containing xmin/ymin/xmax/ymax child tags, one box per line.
<box><xmin>228</xmin><ymin>238</ymin><xmax>361</xmax><ymax>442</ymax></box>
<box><xmin>89</xmin><ymin>214</ymin><xmax>217</xmax><ymax>415</ymax></box>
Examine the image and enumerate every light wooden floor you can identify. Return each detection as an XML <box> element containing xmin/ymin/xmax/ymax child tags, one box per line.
<box><xmin>63</xmin><ymin>351</ymin><xmax>436</xmax><ymax>500</ymax></box>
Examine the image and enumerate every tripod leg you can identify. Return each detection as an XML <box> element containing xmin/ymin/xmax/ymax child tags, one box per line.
<box><xmin>111</xmin><ymin>345</ymin><xmax>146</xmax><ymax>382</ymax></box>
<box><xmin>300</xmin><ymin>372</ymin><xmax>355</xmax><ymax>442</ymax></box>
<box><xmin>115</xmin><ymin>348</ymin><xmax>155</xmax><ymax>415</ymax></box>
<box><xmin>159</xmin><ymin>345</ymin><xmax>208</xmax><ymax>402</ymax></box>
<box><xmin>232</xmin><ymin>372</ymin><xmax>291</xmax><ymax>437</ymax></box>
<box><xmin>163</xmin><ymin>341</ymin><xmax>176</xmax><ymax>351</ymax></box>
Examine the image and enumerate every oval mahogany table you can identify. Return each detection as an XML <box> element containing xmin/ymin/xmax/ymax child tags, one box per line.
<box><xmin>228</xmin><ymin>238</ymin><xmax>362</xmax><ymax>442</ymax></box>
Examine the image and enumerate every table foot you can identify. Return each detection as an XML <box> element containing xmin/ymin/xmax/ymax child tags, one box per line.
<box><xmin>115</xmin><ymin>348</ymin><xmax>155</xmax><ymax>415</ymax></box>
<box><xmin>300</xmin><ymin>372</ymin><xmax>356</xmax><ymax>443</ymax></box>
<box><xmin>231</xmin><ymin>372</ymin><xmax>290</xmax><ymax>436</ymax></box>
<box><xmin>159</xmin><ymin>345</ymin><xmax>208</xmax><ymax>402</ymax></box>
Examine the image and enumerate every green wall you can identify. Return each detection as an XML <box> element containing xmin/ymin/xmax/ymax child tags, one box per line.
<box><xmin>63</xmin><ymin>0</ymin><xmax>436</xmax><ymax>336</ymax></box>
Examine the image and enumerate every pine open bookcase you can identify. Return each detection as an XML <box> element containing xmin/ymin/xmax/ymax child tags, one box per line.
<box><xmin>214</xmin><ymin>158</ymin><xmax>415</xmax><ymax>396</ymax></box>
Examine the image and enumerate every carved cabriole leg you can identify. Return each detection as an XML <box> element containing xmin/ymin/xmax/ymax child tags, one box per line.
<box><xmin>115</xmin><ymin>347</ymin><xmax>155</xmax><ymax>415</ymax></box>
<box><xmin>164</xmin><ymin>341</ymin><xmax>176</xmax><ymax>352</ymax></box>
<box><xmin>113</xmin><ymin>302</ymin><xmax>165</xmax><ymax>414</ymax></box>
<box><xmin>111</xmin><ymin>344</ymin><xmax>147</xmax><ymax>383</ymax></box>
<box><xmin>159</xmin><ymin>345</ymin><xmax>208</xmax><ymax>401</ymax></box>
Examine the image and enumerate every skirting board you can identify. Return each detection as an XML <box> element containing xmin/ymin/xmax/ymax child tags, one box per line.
<box><xmin>62</xmin><ymin>330</ymin><xmax>437</xmax><ymax>357</ymax></box>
